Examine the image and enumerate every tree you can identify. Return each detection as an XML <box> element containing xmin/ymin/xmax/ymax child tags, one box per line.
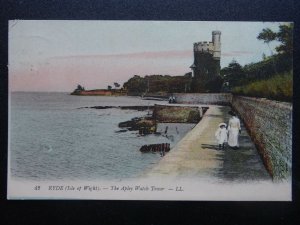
<box><xmin>114</xmin><ymin>82</ymin><xmax>120</xmax><ymax>88</ymax></box>
<box><xmin>205</xmin><ymin>76</ymin><xmax>224</xmax><ymax>93</ymax></box>
<box><xmin>275</xmin><ymin>23</ymin><xmax>293</xmax><ymax>56</ymax></box>
<box><xmin>220</xmin><ymin>60</ymin><xmax>245</xmax><ymax>88</ymax></box>
<box><xmin>107</xmin><ymin>85</ymin><xmax>112</xmax><ymax>90</ymax></box>
<box><xmin>257</xmin><ymin>28</ymin><xmax>276</xmax><ymax>45</ymax></box>
<box><xmin>257</xmin><ymin>23</ymin><xmax>293</xmax><ymax>75</ymax></box>
<box><xmin>76</xmin><ymin>84</ymin><xmax>85</xmax><ymax>91</ymax></box>
<box><xmin>123</xmin><ymin>75</ymin><xmax>147</xmax><ymax>94</ymax></box>
<box><xmin>184</xmin><ymin>72</ymin><xmax>192</xmax><ymax>78</ymax></box>
<box><xmin>257</xmin><ymin>23</ymin><xmax>293</xmax><ymax>56</ymax></box>
<box><xmin>122</xmin><ymin>74</ymin><xmax>193</xmax><ymax>94</ymax></box>
<box><xmin>71</xmin><ymin>84</ymin><xmax>85</xmax><ymax>95</ymax></box>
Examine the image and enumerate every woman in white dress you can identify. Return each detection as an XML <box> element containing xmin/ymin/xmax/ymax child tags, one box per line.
<box><xmin>227</xmin><ymin>111</ymin><xmax>241</xmax><ymax>149</ymax></box>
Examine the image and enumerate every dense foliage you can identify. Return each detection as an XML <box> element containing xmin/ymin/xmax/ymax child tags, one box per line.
<box><xmin>123</xmin><ymin>73</ymin><xmax>193</xmax><ymax>95</ymax></box>
<box><xmin>221</xmin><ymin>54</ymin><xmax>292</xmax><ymax>86</ymax></box>
<box><xmin>220</xmin><ymin>23</ymin><xmax>293</xmax><ymax>101</ymax></box>
<box><xmin>221</xmin><ymin>54</ymin><xmax>293</xmax><ymax>101</ymax></box>
<box><xmin>220</xmin><ymin>60</ymin><xmax>245</xmax><ymax>87</ymax></box>
<box><xmin>232</xmin><ymin>71</ymin><xmax>292</xmax><ymax>102</ymax></box>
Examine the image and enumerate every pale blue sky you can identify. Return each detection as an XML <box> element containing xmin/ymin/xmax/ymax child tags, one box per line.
<box><xmin>9</xmin><ymin>20</ymin><xmax>284</xmax><ymax>92</ymax></box>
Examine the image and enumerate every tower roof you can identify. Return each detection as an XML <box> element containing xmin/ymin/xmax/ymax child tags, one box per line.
<box><xmin>212</xmin><ymin>30</ymin><xmax>221</xmax><ymax>35</ymax></box>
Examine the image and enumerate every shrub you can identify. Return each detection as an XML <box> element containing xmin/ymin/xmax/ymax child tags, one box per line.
<box><xmin>232</xmin><ymin>71</ymin><xmax>292</xmax><ymax>102</ymax></box>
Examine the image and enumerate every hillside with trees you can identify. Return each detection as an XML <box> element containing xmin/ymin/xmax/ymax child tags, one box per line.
<box><xmin>123</xmin><ymin>73</ymin><xmax>193</xmax><ymax>96</ymax></box>
<box><xmin>221</xmin><ymin>23</ymin><xmax>293</xmax><ymax>102</ymax></box>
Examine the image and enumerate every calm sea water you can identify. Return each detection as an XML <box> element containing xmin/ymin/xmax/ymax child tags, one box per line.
<box><xmin>9</xmin><ymin>92</ymin><xmax>195</xmax><ymax>181</ymax></box>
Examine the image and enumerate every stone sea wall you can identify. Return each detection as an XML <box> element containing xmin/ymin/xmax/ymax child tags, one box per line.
<box><xmin>173</xmin><ymin>93</ymin><xmax>292</xmax><ymax>179</ymax></box>
<box><xmin>174</xmin><ymin>93</ymin><xmax>232</xmax><ymax>105</ymax></box>
<box><xmin>231</xmin><ymin>96</ymin><xmax>292</xmax><ymax>179</ymax></box>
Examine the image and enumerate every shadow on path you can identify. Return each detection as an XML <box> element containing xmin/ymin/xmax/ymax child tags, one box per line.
<box><xmin>217</xmin><ymin>109</ymin><xmax>271</xmax><ymax>181</ymax></box>
<box><xmin>201</xmin><ymin>144</ymin><xmax>220</xmax><ymax>151</ymax></box>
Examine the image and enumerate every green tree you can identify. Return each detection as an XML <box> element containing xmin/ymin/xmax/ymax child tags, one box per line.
<box><xmin>257</xmin><ymin>23</ymin><xmax>293</xmax><ymax>56</ymax></box>
<box><xmin>275</xmin><ymin>23</ymin><xmax>293</xmax><ymax>56</ymax></box>
<box><xmin>71</xmin><ymin>84</ymin><xmax>85</xmax><ymax>95</ymax></box>
<box><xmin>107</xmin><ymin>85</ymin><xmax>112</xmax><ymax>90</ymax></box>
<box><xmin>122</xmin><ymin>74</ymin><xmax>193</xmax><ymax>94</ymax></box>
<box><xmin>184</xmin><ymin>72</ymin><xmax>192</xmax><ymax>78</ymax></box>
<box><xmin>257</xmin><ymin>28</ymin><xmax>276</xmax><ymax>44</ymax></box>
<box><xmin>205</xmin><ymin>76</ymin><xmax>223</xmax><ymax>93</ymax></box>
<box><xmin>123</xmin><ymin>75</ymin><xmax>147</xmax><ymax>94</ymax></box>
<box><xmin>257</xmin><ymin>23</ymin><xmax>293</xmax><ymax>76</ymax></box>
<box><xmin>77</xmin><ymin>84</ymin><xmax>85</xmax><ymax>91</ymax></box>
<box><xmin>221</xmin><ymin>60</ymin><xmax>245</xmax><ymax>88</ymax></box>
<box><xmin>114</xmin><ymin>82</ymin><xmax>120</xmax><ymax>88</ymax></box>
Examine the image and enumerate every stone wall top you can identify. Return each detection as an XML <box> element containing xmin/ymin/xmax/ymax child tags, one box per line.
<box><xmin>174</xmin><ymin>93</ymin><xmax>232</xmax><ymax>105</ymax></box>
<box><xmin>234</xmin><ymin>96</ymin><xmax>292</xmax><ymax>110</ymax></box>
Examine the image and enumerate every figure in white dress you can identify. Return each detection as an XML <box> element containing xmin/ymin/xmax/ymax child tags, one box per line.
<box><xmin>227</xmin><ymin>111</ymin><xmax>241</xmax><ymax>149</ymax></box>
<box><xmin>215</xmin><ymin>123</ymin><xmax>228</xmax><ymax>150</ymax></box>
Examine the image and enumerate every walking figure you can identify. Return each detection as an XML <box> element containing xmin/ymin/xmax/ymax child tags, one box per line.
<box><xmin>164</xmin><ymin>126</ymin><xmax>169</xmax><ymax>138</ymax></box>
<box><xmin>168</xmin><ymin>95</ymin><xmax>176</xmax><ymax>104</ymax></box>
<box><xmin>215</xmin><ymin>122</ymin><xmax>228</xmax><ymax>150</ymax></box>
<box><xmin>227</xmin><ymin>111</ymin><xmax>241</xmax><ymax>149</ymax></box>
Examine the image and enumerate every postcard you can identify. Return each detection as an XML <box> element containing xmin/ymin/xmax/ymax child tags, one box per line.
<box><xmin>8</xmin><ymin>20</ymin><xmax>292</xmax><ymax>200</ymax></box>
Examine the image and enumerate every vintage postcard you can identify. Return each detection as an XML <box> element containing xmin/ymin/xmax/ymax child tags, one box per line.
<box><xmin>8</xmin><ymin>20</ymin><xmax>292</xmax><ymax>200</ymax></box>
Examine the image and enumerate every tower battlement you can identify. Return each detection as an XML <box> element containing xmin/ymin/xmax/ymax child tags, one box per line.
<box><xmin>194</xmin><ymin>42</ymin><xmax>214</xmax><ymax>53</ymax></box>
<box><xmin>212</xmin><ymin>30</ymin><xmax>221</xmax><ymax>35</ymax></box>
<box><xmin>193</xmin><ymin>31</ymin><xmax>221</xmax><ymax>59</ymax></box>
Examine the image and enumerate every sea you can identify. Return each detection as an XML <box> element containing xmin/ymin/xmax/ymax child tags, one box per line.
<box><xmin>9</xmin><ymin>92</ymin><xmax>195</xmax><ymax>181</ymax></box>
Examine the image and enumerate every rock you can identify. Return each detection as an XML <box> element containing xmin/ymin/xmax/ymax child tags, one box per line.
<box><xmin>139</xmin><ymin>143</ymin><xmax>171</xmax><ymax>153</ymax></box>
<box><xmin>115</xmin><ymin>129</ymin><xmax>128</xmax><ymax>133</ymax></box>
<box><xmin>118</xmin><ymin>118</ymin><xmax>141</xmax><ymax>129</ymax></box>
<box><xmin>118</xmin><ymin>117</ymin><xmax>157</xmax><ymax>135</ymax></box>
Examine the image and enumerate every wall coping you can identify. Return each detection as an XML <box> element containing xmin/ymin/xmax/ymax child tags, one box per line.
<box><xmin>232</xmin><ymin>95</ymin><xmax>292</xmax><ymax>110</ymax></box>
<box><xmin>174</xmin><ymin>93</ymin><xmax>292</xmax><ymax>110</ymax></box>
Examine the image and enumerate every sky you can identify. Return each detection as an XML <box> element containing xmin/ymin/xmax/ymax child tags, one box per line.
<box><xmin>9</xmin><ymin>20</ymin><xmax>284</xmax><ymax>92</ymax></box>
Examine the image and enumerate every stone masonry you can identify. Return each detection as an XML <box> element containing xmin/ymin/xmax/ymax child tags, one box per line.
<box><xmin>231</xmin><ymin>96</ymin><xmax>292</xmax><ymax>179</ymax></box>
<box><xmin>174</xmin><ymin>93</ymin><xmax>232</xmax><ymax>105</ymax></box>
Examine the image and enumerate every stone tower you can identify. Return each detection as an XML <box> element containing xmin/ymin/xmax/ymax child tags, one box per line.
<box><xmin>190</xmin><ymin>31</ymin><xmax>221</xmax><ymax>92</ymax></box>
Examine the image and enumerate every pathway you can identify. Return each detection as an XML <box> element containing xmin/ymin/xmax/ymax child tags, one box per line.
<box><xmin>145</xmin><ymin>105</ymin><xmax>271</xmax><ymax>182</ymax></box>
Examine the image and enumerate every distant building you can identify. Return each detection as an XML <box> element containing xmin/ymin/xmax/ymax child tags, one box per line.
<box><xmin>190</xmin><ymin>31</ymin><xmax>221</xmax><ymax>92</ymax></box>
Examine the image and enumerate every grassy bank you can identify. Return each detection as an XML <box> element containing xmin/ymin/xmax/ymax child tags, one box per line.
<box><xmin>232</xmin><ymin>71</ymin><xmax>292</xmax><ymax>102</ymax></box>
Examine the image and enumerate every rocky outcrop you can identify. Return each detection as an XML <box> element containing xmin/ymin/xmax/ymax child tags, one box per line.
<box><xmin>118</xmin><ymin>117</ymin><xmax>157</xmax><ymax>134</ymax></box>
<box><xmin>140</xmin><ymin>143</ymin><xmax>170</xmax><ymax>155</ymax></box>
<box><xmin>153</xmin><ymin>104</ymin><xmax>202</xmax><ymax>123</ymax></box>
<box><xmin>71</xmin><ymin>89</ymin><xmax>113</xmax><ymax>96</ymax></box>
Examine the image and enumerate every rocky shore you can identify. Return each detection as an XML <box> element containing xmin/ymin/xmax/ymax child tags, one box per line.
<box><xmin>81</xmin><ymin>104</ymin><xmax>204</xmax><ymax>135</ymax></box>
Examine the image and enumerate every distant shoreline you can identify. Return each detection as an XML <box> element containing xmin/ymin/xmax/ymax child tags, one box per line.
<box><xmin>70</xmin><ymin>89</ymin><xmax>126</xmax><ymax>96</ymax></box>
<box><xmin>70</xmin><ymin>89</ymin><xmax>170</xmax><ymax>100</ymax></box>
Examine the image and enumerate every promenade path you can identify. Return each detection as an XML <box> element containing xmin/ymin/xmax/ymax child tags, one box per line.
<box><xmin>146</xmin><ymin>105</ymin><xmax>271</xmax><ymax>182</ymax></box>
